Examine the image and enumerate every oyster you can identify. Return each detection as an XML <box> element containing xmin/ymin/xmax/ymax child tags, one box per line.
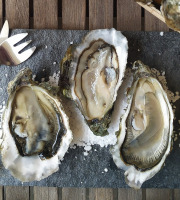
<box><xmin>60</xmin><ymin>29</ymin><xmax>128</xmax><ymax>136</ymax></box>
<box><xmin>111</xmin><ymin>61</ymin><xmax>173</xmax><ymax>189</ymax></box>
<box><xmin>161</xmin><ymin>0</ymin><xmax>180</xmax><ymax>31</ymax></box>
<box><xmin>1</xmin><ymin>68</ymin><xmax>73</xmax><ymax>182</ymax></box>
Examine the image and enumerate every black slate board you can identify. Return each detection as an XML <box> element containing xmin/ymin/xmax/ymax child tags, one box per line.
<box><xmin>0</xmin><ymin>30</ymin><xmax>180</xmax><ymax>188</ymax></box>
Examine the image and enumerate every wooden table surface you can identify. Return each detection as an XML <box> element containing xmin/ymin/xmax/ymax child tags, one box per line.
<box><xmin>0</xmin><ymin>0</ymin><xmax>179</xmax><ymax>199</ymax></box>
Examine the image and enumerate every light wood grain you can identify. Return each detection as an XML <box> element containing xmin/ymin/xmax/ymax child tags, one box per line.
<box><xmin>146</xmin><ymin>189</ymin><xmax>173</xmax><ymax>200</ymax></box>
<box><xmin>117</xmin><ymin>0</ymin><xmax>141</xmax><ymax>31</ymax></box>
<box><xmin>174</xmin><ymin>189</ymin><xmax>180</xmax><ymax>200</ymax></box>
<box><xmin>145</xmin><ymin>10</ymin><xmax>169</xmax><ymax>31</ymax></box>
<box><xmin>137</xmin><ymin>2</ymin><xmax>165</xmax><ymax>23</ymax></box>
<box><xmin>89</xmin><ymin>188</ymin><xmax>113</xmax><ymax>200</ymax></box>
<box><xmin>118</xmin><ymin>189</ymin><xmax>143</xmax><ymax>200</ymax></box>
<box><xmin>62</xmin><ymin>0</ymin><xmax>86</xmax><ymax>30</ymax></box>
<box><xmin>5</xmin><ymin>186</ymin><xmax>29</xmax><ymax>200</ymax></box>
<box><xmin>62</xmin><ymin>188</ymin><xmax>86</xmax><ymax>200</ymax></box>
<box><xmin>0</xmin><ymin>0</ymin><xmax>2</xmax><ymax>27</ymax></box>
<box><xmin>34</xmin><ymin>187</ymin><xmax>58</xmax><ymax>200</ymax></box>
<box><xmin>6</xmin><ymin>0</ymin><xmax>29</xmax><ymax>28</ymax></box>
<box><xmin>89</xmin><ymin>0</ymin><xmax>113</xmax><ymax>30</ymax></box>
<box><xmin>33</xmin><ymin>0</ymin><xmax>58</xmax><ymax>29</ymax></box>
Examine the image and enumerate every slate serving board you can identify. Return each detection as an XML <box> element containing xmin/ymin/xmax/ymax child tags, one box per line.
<box><xmin>0</xmin><ymin>30</ymin><xmax>180</xmax><ymax>188</ymax></box>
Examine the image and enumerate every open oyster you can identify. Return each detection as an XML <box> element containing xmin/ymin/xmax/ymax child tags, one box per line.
<box><xmin>161</xmin><ymin>0</ymin><xmax>180</xmax><ymax>31</ymax></box>
<box><xmin>1</xmin><ymin>68</ymin><xmax>73</xmax><ymax>182</ymax></box>
<box><xmin>60</xmin><ymin>29</ymin><xmax>128</xmax><ymax>136</ymax></box>
<box><xmin>111</xmin><ymin>61</ymin><xmax>173</xmax><ymax>189</ymax></box>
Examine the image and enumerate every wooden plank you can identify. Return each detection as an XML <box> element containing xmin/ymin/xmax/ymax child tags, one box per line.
<box><xmin>30</xmin><ymin>186</ymin><xmax>33</xmax><ymax>200</ymax></box>
<box><xmin>0</xmin><ymin>0</ymin><xmax>2</xmax><ymax>27</ymax></box>
<box><xmin>6</xmin><ymin>0</ymin><xmax>29</xmax><ymax>28</ymax></box>
<box><xmin>62</xmin><ymin>188</ymin><xmax>86</xmax><ymax>200</ymax></box>
<box><xmin>89</xmin><ymin>188</ymin><xmax>113</xmax><ymax>200</ymax></box>
<box><xmin>89</xmin><ymin>0</ymin><xmax>113</xmax><ymax>30</ymax></box>
<box><xmin>33</xmin><ymin>0</ymin><xmax>58</xmax><ymax>29</ymax></box>
<box><xmin>145</xmin><ymin>10</ymin><xmax>169</xmax><ymax>31</ymax></box>
<box><xmin>146</xmin><ymin>189</ymin><xmax>173</xmax><ymax>200</ymax></box>
<box><xmin>62</xmin><ymin>0</ymin><xmax>86</xmax><ymax>30</ymax></box>
<box><xmin>0</xmin><ymin>187</ymin><xmax>3</xmax><ymax>200</ymax></box>
<box><xmin>118</xmin><ymin>189</ymin><xmax>142</xmax><ymax>200</ymax></box>
<box><xmin>34</xmin><ymin>187</ymin><xmax>58</xmax><ymax>200</ymax></box>
<box><xmin>5</xmin><ymin>186</ymin><xmax>29</xmax><ymax>200</ymax></box>
<box><xmin>174</xmin><ymin>189</ymin><xmax>180</xmax><ymax>200</ymax></box>
<box><xmin>117</xmin><ymin>0</ymin><xmax>141</xmax><ymax>31</ymax></box>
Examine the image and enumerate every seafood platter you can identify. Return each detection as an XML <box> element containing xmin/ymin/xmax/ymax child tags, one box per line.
<box><xmin>0</xmin><ymin>29</ymin><xmax>180</xmax><ymax>188</ymax></box>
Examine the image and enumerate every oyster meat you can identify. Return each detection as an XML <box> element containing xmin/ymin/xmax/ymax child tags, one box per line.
<box><xmin>161</xmin><ymin>0</ymin><xmax>180</xmax><ymax>31</ymax></box>
<box><xmin>60</xmin><ymin>29</ymin><xmax>128</xmax><ymax>136</ymax></box>
<box><xmin>1</xmin><ymin>68</ymin><xmax>73</xmax><ymax>182</ymax></box>
<box><xmin>111</xmin><ymin>61</ymin><xmax>173</xmax><ymax>189</ymax></box>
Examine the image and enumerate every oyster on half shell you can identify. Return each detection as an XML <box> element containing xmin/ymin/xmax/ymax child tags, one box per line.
<box><xmin>161</xmin><ymin>0</ymin><xmax>180</xmax><ymax>31</ymax></box>
<box><xmin>111</xmin><ymin>61</ymin><xmax>173</xmax><ymax>189</ymax></box>
<box><xmin>60</xmin><ymin>29</ymin><xmax>128</xmax><ymax>136</ymax></box>
<box><xmin>1</xmin><ymin>68</ymin><xmax>73</xmax><ymax>182</ymax></box>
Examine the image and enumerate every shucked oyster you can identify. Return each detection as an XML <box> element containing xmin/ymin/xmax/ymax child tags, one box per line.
<box><xmin>60</xmin><ymin>29</ymin><xmax>128</xmax><ymax>136</ymax></box>
<box><xmin>111</xmin><ymin>61</ymin><xmax>173</xmax><ymax>189</ymax></box>
<box><xmin>1</xmin><ymin>68</ymin><xmax>73</xmax><ymax>181</ymax></box>
<box><xmin>161</xmin><ymin>0</ymin><xmax>180</xmax><ymax>31</ymax></box>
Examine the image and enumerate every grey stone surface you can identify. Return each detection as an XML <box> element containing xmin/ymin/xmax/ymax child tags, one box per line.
<box><xmin>0</xmin><ymin>30</ymin><xmax>180</xmax><ymax>188</ymax></box>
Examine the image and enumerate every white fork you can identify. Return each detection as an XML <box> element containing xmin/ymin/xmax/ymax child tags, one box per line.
<box><xmin>0</xmin><ymin>32</ymin><xmax>36</xmax><ymax>66</ymax></box>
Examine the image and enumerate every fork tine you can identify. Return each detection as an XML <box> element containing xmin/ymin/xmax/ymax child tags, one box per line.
<box><xmin>6</xmin><ymin>33</ymin><xmax>28</xmax><ymax>45</ymax></box>
<box><xmin>19</xmin><ymin>46</ymin><xmax>36</xmax><ymax>62</ymax></box>
<box><xmin>15</xmin><ymin>40</ymin><xmax>32</xmax><ymax>52</ymax></box>
<box><xmin>0</xmin><ymin>20</ymin><xmax>9</xmax><ymax>38</ymax></box>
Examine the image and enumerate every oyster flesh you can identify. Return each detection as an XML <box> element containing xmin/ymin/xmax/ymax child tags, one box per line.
<box><xmin>111</xmin><ymin>61</ymin><xmax>173</xmax><ymax>189</ymax></box>
<box><xmin>161</xmin><ymin>0</ymin><xmax>180</xmax><ymax>31</ymax></box>
<box><xmin>60</xmin><ymin>29</ymin><xmax>128</xmax><ymax>136</ymax></box>
<box><xmin>1</xmin><ymin>68</ymin><xmax>73</xmax><ymax>182</ymax></box>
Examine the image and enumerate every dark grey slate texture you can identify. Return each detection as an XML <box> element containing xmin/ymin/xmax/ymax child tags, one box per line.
<box><xmin>0</xmin><ymin>30</ymin><xmax>180</xmax><ymax>188</ymax></box>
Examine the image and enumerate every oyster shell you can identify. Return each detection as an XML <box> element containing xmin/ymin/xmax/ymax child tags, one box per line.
<box><xmin>1</xmin><ymin>68</ymin><xmax>73</xmax><ymax>182</ymax></box>
<box><xmin>111</xmin><ymin>61</ymin><xmax>173</xmax><ymax>189</ymax></box>
<box><xmin>60</xmin><ymin>29</ymin><xmax>128</xmax><ymax>136</ymax></box>
<box><xmin>161</xmin><ymin>0</ymin><xmax>180</xmax><ymax>31</ymax></box>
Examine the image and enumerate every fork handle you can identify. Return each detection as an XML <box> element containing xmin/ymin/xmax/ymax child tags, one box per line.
<box><xmin>0</xmin><ymin>46</ymin><xmax>15</xmax><ymax>66</ymax></box>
